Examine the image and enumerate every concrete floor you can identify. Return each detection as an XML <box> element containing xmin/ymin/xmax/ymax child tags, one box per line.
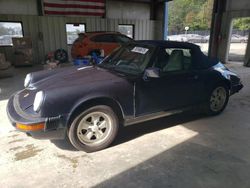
<box><xmin>0</xmin><ymin>63</ymin><xmax>250</xmax><ymax>188</ymax></box>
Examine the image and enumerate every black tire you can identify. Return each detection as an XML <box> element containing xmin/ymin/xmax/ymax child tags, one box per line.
<box><xmin>68</xmin><ymin>105</ymin><xmax>119</xmax><ymax>152</ymax></box>
<box><xmin>54</xmin><ymin>49</ymin><xmax>68</xmax><ymax>63</ymax></box>
<box><xmin>205</xmin><ymin>83</ymin><xmax>229</xmax><ymax>116</ymax></box>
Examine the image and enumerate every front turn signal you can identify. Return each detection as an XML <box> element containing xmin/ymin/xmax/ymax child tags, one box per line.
<box><xmin>16</xmin><ymin>123</ymin><xmax>45</xmax><ymax>131</ymax></box>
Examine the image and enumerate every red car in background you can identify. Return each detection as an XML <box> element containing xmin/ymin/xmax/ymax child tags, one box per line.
<box><xmin>71</xmin><ymin>32</ymin><xmax>134</xmax><ymax>59</ymax></box>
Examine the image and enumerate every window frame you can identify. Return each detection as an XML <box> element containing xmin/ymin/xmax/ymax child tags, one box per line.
<box><xmin>0</xmin><ymin>21</ymin><xmax>24</xmax><ymax>47</ymax></box>
<box><xmin>65</xmin><ymin>23</ymin><xmax>86</xmax><ymax>45</ymax></box>
<box><xmin>118</xmin><ymin>24</ymin><xmax>135</xmax><ymax>39</ymax></box>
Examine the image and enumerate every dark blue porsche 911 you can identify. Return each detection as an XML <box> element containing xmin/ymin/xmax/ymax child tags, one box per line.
<box><xmin>7</xmin><ymin>41</ymin><xmax>243</xmax><ymax>152</ymax></box>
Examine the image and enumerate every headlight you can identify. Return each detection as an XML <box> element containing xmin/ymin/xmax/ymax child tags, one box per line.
<box><xmin>33</xmin><ymin>91</ymin><xmax>44</xmax><ymax>112</ymax></box>
<box><xmin>24</xmin><ymin>74</ymin><xmax>32</xmax><ymax>88</ymax></box>
<box><xmin>214</xmin><ymin>62</ymin><xmax>231</xmax><ymax>79</ymax></box>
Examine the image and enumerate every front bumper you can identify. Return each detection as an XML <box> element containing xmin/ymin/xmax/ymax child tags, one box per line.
<box><xmin>7</xmin><ymin>95</ymin><xmax>67</xmax><ymax>140</ymax></box>
<box><xmin>230</xmin><ymin>83</ymin><xmax>243</xmax><ymax>95</ymax></box>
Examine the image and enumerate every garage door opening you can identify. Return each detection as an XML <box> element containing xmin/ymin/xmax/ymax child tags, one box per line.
<box><xmin>228</xmin><ymin>17</ymin><xmax>249</xmax><ymax>63</ymax></box>
<box><xmin>167</xmin><ymin>0</ymin><xmax>214</xmax><ymax>54</ymax></box>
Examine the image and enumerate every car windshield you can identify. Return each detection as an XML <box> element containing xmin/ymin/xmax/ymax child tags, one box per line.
<box><xmin>98</xmin><ymin>44</ymin><xmax>155</xmax><ymax>75</ymax></box>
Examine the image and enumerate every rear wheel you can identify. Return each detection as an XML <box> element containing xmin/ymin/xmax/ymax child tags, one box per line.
<box><xmin>68</xmin><ymin>105</ymin><xmax>119</xmax><ymax>152</ymax></box>
<box><xmin>205</xmin><ymin>84</ymin><xmax>229</xmax><ymax>115</ymax></box>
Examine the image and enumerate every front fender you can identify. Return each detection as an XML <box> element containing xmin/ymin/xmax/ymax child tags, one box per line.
<box><xmin>66</xmin><ymin>95</ymin><xmax>126</xmax><ymax>126</ymax></box>
<box><xmin>40</xmin><ymin>81</ymin><xmax>134</xmax><ymax>120</ymax></box>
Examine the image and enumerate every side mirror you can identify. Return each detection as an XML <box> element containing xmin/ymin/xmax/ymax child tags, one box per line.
<box><xmin>143</xmin><ymin>67</ymin><xmax>160</xmax><ymax>80</ymax></box>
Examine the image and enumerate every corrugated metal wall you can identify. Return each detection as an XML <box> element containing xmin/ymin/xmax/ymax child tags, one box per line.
<box><xmin>0</xmin><ymin>15</ymin><xmax>40</xmax><ymax>63</ymax></box>
<box><xmin>0</xmin><ymin>14</ymin><xmax>162</xmax><ymax>63</ymax></box>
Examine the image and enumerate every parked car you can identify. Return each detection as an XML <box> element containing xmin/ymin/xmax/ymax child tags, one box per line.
<box><xmin>7</xmin><ymin>41</ymin><xmax>243</xmax><ymax>152</ymax></box>
<box><xmin>71</xmin><ymin>31</ymin><xmax>134</xmax><ymax>59</ymax></box>
<box><xmin>230</xmin><ymin>34</ymin><xmax>247</xmax><ymax>43</ymax></box>
<box><xmin>204</xmin><ymin>35</ymin><xmax>210</xmax><ymax>42</ymax></box>
<box><xmin>243</xmin><ymin>35</ymin><xmax>248</xmax><ymax>43</ymax></box>
<box><xmin>167</xmin><ymin>35</ymin><xmax>188</xmax><ymax>42</ymax></box>
<box><xmin>185</xmin><ymin>34</ymin><xmax>208</xmax><ymax>43</ymax></box>
<box><xmin>168</xmin><ymin>34</ymin><xmax>207</xmax><ymax>43</ymax></box>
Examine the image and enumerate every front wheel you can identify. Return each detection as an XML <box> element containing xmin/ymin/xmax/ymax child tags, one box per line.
<box><xmin>205</xmin><ymin>84</ymin><xmax>229</xmax><ymax>115</ymax></box>
<box><xmin>68</xmin><ymin>105</ymin><xmax>119</xmax><ymax>152</ymax></box>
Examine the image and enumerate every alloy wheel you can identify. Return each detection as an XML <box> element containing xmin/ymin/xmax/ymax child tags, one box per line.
<box><xmin>76</xmin><ymin>112</ymin><xmax>112</xmax><ymax>145</ymax></box>
<box><xmin>210</xmin><ymin>87</ymin><xmax>227</xmax><ymax>112</ymax></box>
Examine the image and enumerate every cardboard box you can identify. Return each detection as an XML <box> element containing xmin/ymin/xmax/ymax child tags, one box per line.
<box><xmin>12</xmin><ymin>37</ymin><xmax>32</xmax><ymax>49</ymax></box>
<box><xmin>13</xmin><ymin>48</ymin><xmax>33</xmax><ymax>66</ymax></box>
<box><xmin>12</xmin><ymin>37</ymin><xmax>33</xmax><ymax>66</ymax></box>
<box><xmin>13</xmin><ymin>54</ymin><xmax>32</xmax><ymax>66</ymax></box>
<box><xmin>14</xmin><ymin>49</ymin><xmax>32</xmax><ymax>58</ymax></box>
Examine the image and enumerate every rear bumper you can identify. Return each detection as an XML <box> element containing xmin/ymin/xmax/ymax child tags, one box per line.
<box><xmin>7</xmin><ymin>95</ymin><xmax>67</xmax><ymax>140</ymax></box>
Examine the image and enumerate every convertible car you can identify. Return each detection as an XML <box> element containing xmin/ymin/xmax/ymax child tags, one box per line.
<box><xmin>7</xmin><ymin>41</ymin><xmax>243</xmax><ymax>152</ymax></box>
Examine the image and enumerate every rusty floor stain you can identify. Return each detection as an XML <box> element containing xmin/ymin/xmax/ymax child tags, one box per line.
<box><xmin>57</xmin><ymin>154</ymin><xmax>79</xmax><ymax>169</ymax></box>
<box><xmin>10</xmin><ymin>146</ymin><xmax>23</xmax><ymax>151</ymax></box>
<box><xmin>8</xmin><ymin>139</ymin><xmax>24</xmax><ymax>144</ymax></box>
<box><xmin>8</xmin><ymin>134</ymin><xmax>20</xmax><ymax>138</ymax></box>
<box><xmin>14</xmin><ymin>144</ymin><xmax>43</xmax><ymax>161</ymax></box>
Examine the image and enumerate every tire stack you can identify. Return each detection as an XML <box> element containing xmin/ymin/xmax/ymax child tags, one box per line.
<box><xmin>0</xmin><ymin>53</ymin><xmax>14</xmax><ymax>78</ymax></box>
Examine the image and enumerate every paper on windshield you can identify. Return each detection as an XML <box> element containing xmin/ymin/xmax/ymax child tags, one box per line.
<box><xmin>131</xmin><ymin>47</ymin><xmax>149</xmax><ymax>54</ymax></box>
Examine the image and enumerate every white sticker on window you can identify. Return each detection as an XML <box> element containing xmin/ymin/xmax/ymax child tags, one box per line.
<box><xmin>131</xmin><ymin>47</ymin><xmax>149</xmax><ymax>54</ymax></box>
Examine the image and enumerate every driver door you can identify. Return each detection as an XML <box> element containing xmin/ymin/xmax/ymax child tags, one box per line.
<box><xmin>135</xmin><ymin>47</ymin><xmax>204</xmax><ymax>116</ymax></box>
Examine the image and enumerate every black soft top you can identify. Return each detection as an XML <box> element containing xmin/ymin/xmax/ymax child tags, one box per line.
<box><xmin>138</xmin><ymin>40</ymin><xmax>200</xmax><ymax>50</ymax></box>
<box><xmin>136</xmin><ymin>40</ymin><xmax>218</xmax><ymax>69</ymax></box>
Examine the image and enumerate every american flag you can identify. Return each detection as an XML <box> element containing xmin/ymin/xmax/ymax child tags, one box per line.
<box><xmin>43</xmin><ymin>0</ymin><xmax>105</xmax><ymax>17</ymax></box>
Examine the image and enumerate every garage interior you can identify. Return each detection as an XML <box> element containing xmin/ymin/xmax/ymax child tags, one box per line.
<box><xmin>0</xmin><ymin>0</ymin><xmax>250</xmax><ymax>187</ymax></box>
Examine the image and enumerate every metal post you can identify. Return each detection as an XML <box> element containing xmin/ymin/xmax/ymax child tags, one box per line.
<box><xmin>208</xmin><ymin>0</ymin><xmax>226</xmax><ymax>59</ymax></box>
<box><xmin>244</xmin><ymin>32</ymin><xmax>250</xmax><ymax>67</ymax></box>
<box><xmin>163</xmin><ymin>1</ymin><xmax>168</xmax><ymax>40</ymax></box>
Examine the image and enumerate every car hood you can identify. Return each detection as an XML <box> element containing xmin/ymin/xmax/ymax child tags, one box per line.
<box><xmin>31</xmin><ymin>66</ymin><xmax>126</xmax><ymax>90</ymax></box>
<box><xmin>18</xmin><ymin>66</ymin><xmax>128</xmax><ymax>111</ymax></box>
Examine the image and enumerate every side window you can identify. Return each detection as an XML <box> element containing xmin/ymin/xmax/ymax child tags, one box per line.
<box><xmin>90</xmin><ymin>35</ymin><xmax>101</xmax><ymax>42</ymax></box>
<box><xmin>154</xmin><ymin>48</ymin><xmax>170</xmax><ymax>70</ymax></box>
<box><xmin>154</xmin><ymin>48</ymin><xmax>192</xmax><ymax>73</ymax></box>
<box><xmin>91</xmin><ymin>34</ymin><xmax>115</xmax><ymax>43</ymax></box>
<box><xmin>101</xmin><ymin>34</ymin><xmax>116</xmax><ymax>43</ymax></box>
